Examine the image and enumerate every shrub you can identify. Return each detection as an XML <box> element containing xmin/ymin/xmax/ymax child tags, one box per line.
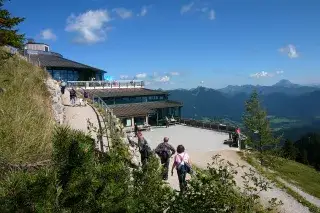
<box><xmin>168</xmin><ymin>155</ymin><xmax>281</xmax><ymax>213</ymax></box>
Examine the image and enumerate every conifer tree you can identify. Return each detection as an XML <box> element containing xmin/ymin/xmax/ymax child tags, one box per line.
<box><xmin>0</xmin><ymin>0</ymin><xmax>25</xmax><ymax>48</ymax></box>
<box><xmin>243</xmin><ymin>90</ymin><xmax>281</xmax><ymax>166</ymax></box>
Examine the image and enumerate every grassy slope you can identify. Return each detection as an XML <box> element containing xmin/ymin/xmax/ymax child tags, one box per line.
<box><xmin>273</xmin><ymin>159</ymin><xmax>320</xmax><ymax>198</ymax></box>
<box><xmin>0</xmin><ymin>49</ymin><xmax>55</xmax><ymax>164</ymax></box>
<box><xmin>239</xmin><ymin>151</ymin><xmax>320</xmax><ymax>213</ymax></box>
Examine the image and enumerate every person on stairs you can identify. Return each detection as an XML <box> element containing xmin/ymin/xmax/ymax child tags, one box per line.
<box><xmin>69</xmin><ymin>87</ymin><xmax>77</xmax><ymax>106</ymax></box>
<box><xmin>61</xmin><ymin>80</ymin><xmax>67</xmax><ymax>94</ymax></box>
<box><xmin>155</xmin><ymin>137</ymin><xmax>176</xmax><ymax>180</ymax></box>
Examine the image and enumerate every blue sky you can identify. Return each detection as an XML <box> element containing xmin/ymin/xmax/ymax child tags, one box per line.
<box><xmin>6</xmin><ymin>0</ymin><xmax>320</xmax><ymax>89</ymax></box>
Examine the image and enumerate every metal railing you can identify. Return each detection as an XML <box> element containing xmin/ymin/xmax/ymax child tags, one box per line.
<box><xmin>67</xmin><ymin>80</ymin><xmax>145</xmax><ymax>89</ymax></box>
<box><xmin>178</xmin><ymin>118</ymin><xmax>237</xmax><ymax>134</ymax></box>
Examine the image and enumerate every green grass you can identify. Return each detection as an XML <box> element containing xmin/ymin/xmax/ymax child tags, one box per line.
<box><xmin>272</xmin><ymin>159</ymin><xmax>320</xmax><ymax>199</ymax></box>
<box><xmin>238</xmin><ymin>151</ymin><xmax>320</xmax><ymax>213</ymax></box>
<box><xmin>0</xmin><ymin>49</ymin><xmax>55</xmax><ymax>164</ymax></box>
<box><xmin>269</xmin><ymin>117</ymin><xmax>298</xmax><ymax>124</ymax></box>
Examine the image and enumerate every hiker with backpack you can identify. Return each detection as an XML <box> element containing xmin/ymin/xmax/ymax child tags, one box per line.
<box><xmin>137</xmin><ymin>134</ymin><xmax>152</xmax><ymax>166</ymax></box>
<box><xmin>155</xmin><ymin>137</ymin><xmax>176</xmax><ymax>180</ymax></box>
<box><xmin>171</xmin><ymin>145</ymin><xmax>192</xmax><ymax>193</ymax></box>
<box><xmin>69</xmin><ymin>87</ymin><xmax>77</xmax><ymax>106</ymax></box>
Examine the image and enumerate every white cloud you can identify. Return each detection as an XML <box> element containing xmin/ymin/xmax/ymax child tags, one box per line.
<box><xmin>145</xmin><ymin>81</ymin><xmax>152</xmax><ymax>86</ymax></box>
<box><xmin>135</xmin><ymin>73</ymin><xmax>147</xmax><ymax>79</ymax></box>
<box><xmin>251</xmin><ymin>70</ymin><xmax>285</xmax><ymax>78</ymax></box>
<box><xmin>250</xmin><ymin>71</ymin><xmax>272</xmax><ymax>78</ymax></box>
<box><xmin>120</xmin><ymin>75</ymin><xmax>129</xmax><ymax>79</ymax></box>
<box><xmin>138</xmin><ymin>6</ymin><xmax>149</xmax><ymax>17</ymax></box>
<box><xmin>169</xmin><ymin>72</ymin><xmax>180</xmax><ymax>76</ymax></box>
<box><xmin>181</xmin><ymin>2</ymin><xmax>194</xmax><ymax>14</ymax></box>
<box><xmin>158</xmin><ymin>76</ymin><xmax>170</xmax><ymax>82</ymax></box>
<box><xmin>65</xmin><ymin>10</ymin><xmax>111</xmax><ymax>44</ymax></box>
<box><xmin>40</xmin><ymin>29</ymin><xmax>57</xmax><ymax>40</ymax></box>
<box><xmin>208</xmin><ymin>9</ymin><xmax>215</xmax><ymax>20</ymax></box>
<box><xmin>112</xmin><ymin>8</ymin><xmax>133</xmax><ymax>19</ymax></box>
<box><xmin>279</xmin><ymin>44</ymin><xmax>299</xmax><ymax>58</ymax></box>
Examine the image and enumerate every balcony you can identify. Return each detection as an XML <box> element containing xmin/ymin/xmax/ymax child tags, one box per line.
<box><xmin>67</xmin><ymin>80</ymin><xmax>145</xmax><ymax>89</ymax></box>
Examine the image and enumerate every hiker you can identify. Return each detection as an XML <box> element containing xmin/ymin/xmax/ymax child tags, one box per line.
<box><xmin>137</xmin><ymin>133</ymin><xmax>152</xmax><ymax>166</ymax></box>
<box><xmin>69</xmin><ymin>87</ymin><xmax>77</xmax><ymax>106</ymax></box>
<box><xmin>61</xmin><ymin>80</ymin><xmax>67</xmax><ymax>94</ymax></box>
<box><xmin>171</xmin><ymin>145</ymin><xmax>192</xmax><ymax>193</ymax></box>
<box><xmin>134</xmin><ymin>123</ymin><xmax>139</xmax><ymax>137</ymax></box>
<box><xmin>155</xmin><ymin>137</ymin><xmax>176</xmax><ymax>180</ymax></box>
<box><xmin>83</xmin><ymin>90</ymin><xmax>89</xmax><ymax>106</ymax></box>
<box><xmin>165</xmin><ymin>116</ymin><xmax>170</xmax><ymax>128</ymax></box>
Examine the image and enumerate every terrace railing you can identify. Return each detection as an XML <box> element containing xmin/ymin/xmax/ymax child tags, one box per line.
<box><xmin>178</xmin><ymin>118</ymin><xmax>236</xmax><ymax>134</ymax></box>
<box><xmin>67</xmin><ymin>80</ymin><xmax>145</xmax><ymax>89</ymax></box>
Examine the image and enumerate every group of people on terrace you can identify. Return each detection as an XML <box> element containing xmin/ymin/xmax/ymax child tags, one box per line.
<box><xmin>129</xmin><ymin>130</ymin><xmax>193</xmax><ymax>193</ymax></box>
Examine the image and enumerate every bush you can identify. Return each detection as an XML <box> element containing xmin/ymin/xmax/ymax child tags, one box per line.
<box><xmin>1</xmin><ymin>127</ymin><xmax>280</xmax><ymax>213</ymax></box>
<box><xmin>168</xmin><ymin>155</ymin><xmax>281</xmax><ymax>213</ymax></box>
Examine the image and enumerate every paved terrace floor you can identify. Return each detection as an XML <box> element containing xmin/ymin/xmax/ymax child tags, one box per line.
<box><xmin>142</xmin><ymin>125</ymin><xmax>232</xmax><ymax>152</ymax></box>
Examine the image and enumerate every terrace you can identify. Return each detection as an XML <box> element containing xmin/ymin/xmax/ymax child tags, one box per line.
<box><xmin>142</xmin><ymin>125</ymin><xmax>237</xmax><ymax>153</ymax></box>
<box><xmin>67</xmin><ymin>80</ymin><xmax>145</xmax><ymax>89</ymax></box>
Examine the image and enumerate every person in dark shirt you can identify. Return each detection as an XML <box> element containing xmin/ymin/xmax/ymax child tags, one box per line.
<box><xmin>69</xmin><ymin>88</ymin><xmax>77</xmax><ymax>106</ymax></box>
<box><xmin>155</xmin><ymin>137</ymin><xmax>176</xmax><ymax>180</ymax></box>
<box><xmin>134</xmin><ymin>123</ymin><xmax>139</xmax><ymax>137</ymax></box>
<box><xmin>137</xmin><ymin>133</ymin><xmax>151</xmax><ymax>166</ymax></box>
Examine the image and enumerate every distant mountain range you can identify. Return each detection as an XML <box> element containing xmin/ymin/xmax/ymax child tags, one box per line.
<box><xmin>168</xmin><ymin>80</ymin><xmax>320</xmax><ymax>126</ymax></box>
<box><xmin>217</xmin><ymin>79</ymin><xmax>319</xmax><ymax>96</ymax></box>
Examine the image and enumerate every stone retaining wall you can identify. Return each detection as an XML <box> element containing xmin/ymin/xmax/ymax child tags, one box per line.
<box><xmin>46</xmin><ymin>77</ymin><xmax>64</xmax><ymax>124</ymax></box>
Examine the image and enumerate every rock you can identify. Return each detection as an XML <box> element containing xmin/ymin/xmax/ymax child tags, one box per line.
<box><xmin>0</xmin><ymin>88</ymin><xmax>6</xmax><ymax>94</ymax></box>
<box><xmin>45</xmin><ymin>77</ymin><xmax>64</xmax><ymax>124</ymax></box>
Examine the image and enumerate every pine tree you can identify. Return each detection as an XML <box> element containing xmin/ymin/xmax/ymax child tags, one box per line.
<box><xmin>282</xmin><ymin>139</ymin><xmax>297</xmax><ymax>160</ymax></box>
<box><xmin>243</xmin><ymin>90</ymin><xmax>280</xmax><ymax>166</ymax></box>
<box><xmin>0</xmin><ymin>0</ymin><xmax>25</xmax><ymax>48</ymax></box>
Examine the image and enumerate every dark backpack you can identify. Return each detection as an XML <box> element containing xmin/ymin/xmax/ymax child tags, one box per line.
<box><xmin>177</xmin><ymin>154</ymin><xmax>192</xmax><ymax>174</ymax></box>
<box><xmin>159</xmin><ymin>149</ymin><xmax>170</xmax><ymax>161</ymax></box>
<box><xmin>83</xmin><ymin>91</ymin><xmax>88</xmax><ymax>98</ymax></box>
<box><xmin>140</xmin><ymin>143</ymin><xmax>152</xmax><ymax>159</ymax></box>
<box><xmin>70</xmin><ymin>89</ymin><xmax>76</xmax><ymax>97</ymax></box>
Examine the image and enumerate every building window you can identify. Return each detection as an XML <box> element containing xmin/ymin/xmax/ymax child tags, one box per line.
<box><xmin>52</xmin><ymin>70</ymin><xmax>61</xmax><ymax>80</ymax></box>
<box><xmin>45</xmin><ymin>46</ymin><xmax>49</xmax><ymax>52</ymax></box>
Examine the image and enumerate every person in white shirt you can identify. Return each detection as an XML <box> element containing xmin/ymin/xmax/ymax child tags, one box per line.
<box><xmin>171</xmin><ymin>145</ymin><xmax>192</xmax><ymax>193</ymax></box>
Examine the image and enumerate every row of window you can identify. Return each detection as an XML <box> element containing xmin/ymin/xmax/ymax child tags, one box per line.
<box><xmin>47</xmin><ymin>70</ymin><xmax>79</xmax><ymax>82</ymax></box>
<box><xmin>103</xmin><ymin>96</ymin><xmax>167</xmax><ymax>105</ymax></box>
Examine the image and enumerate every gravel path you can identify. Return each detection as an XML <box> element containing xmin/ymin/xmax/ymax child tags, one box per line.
<box><xmin>277</xmin><ymin>177</ymin><xmax>320</xmax><ymax>208</ymax></box>
<box><xmin>142</xmin><ymin>125</ymin><xmax>311</xmax><ymax>213</ymax></box>
<box><xmin>62</xmin><ymin>90</ymin><xmax>103</xmax><ymax>151</ymax></box>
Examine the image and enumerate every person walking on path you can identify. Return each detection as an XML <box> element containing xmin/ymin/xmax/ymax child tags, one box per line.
<box><xmin>134</xmin><ymin>123</ymin><xmax>139</xmax><ymax>137</ymax></box>
<box><xmin>171</xmin><ymin>145</ymin><xmax>192</xmax><ymax>193</ymax></box>
<box><xmin>155</xmin><ymin>137</ymin><xmax>176</xmax><ymax>180</ymax></box>
<box><xmin>83</xmin><ymin>89</ymin><xmax>89</xmax><ymax>106</ymax></box>
<box><xmin>61</xmin><ymin>80</ymin><xmax>67</xmax><ymax>94</ymax></box>
<box><xmin>165</xmin><ymin>117</ymin><xmax>169</xmax><ymax>128</ymax></box>
<box><xmin>69</xmin><ymin>87</ymin><xmax>77</xmax><ymax>106</ymax></box>
<box><xmin>137</xmin><ymin>133</ymin><xmax>151</xmax><ymax>166</ymax></box>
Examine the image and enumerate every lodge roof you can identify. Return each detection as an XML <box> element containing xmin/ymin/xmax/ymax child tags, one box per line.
<box><xmin>109</xmin><ymin>100</ymin><xmax>183</xmax><ymax>117</ymax></box>
<box><xmin>87</xmin><ymin>88</ymin><xmax>168</xmax><ymax>98</ymax></box>
<box><xmin>29</xmin><ymin>54</ymin><xmax>105</xmax><ymax>73</ymax></box>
